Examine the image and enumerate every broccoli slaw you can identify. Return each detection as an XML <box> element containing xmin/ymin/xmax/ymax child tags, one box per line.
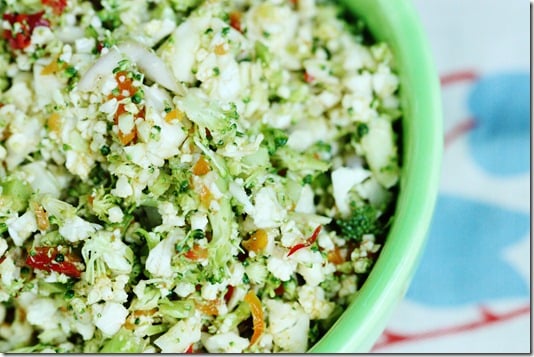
<box><xmin>0</xmin><ymin>0</ymin><xmax>401</xmax><ymax>352</ymax></box>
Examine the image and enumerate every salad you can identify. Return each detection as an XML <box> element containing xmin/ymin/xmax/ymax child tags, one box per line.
<box><xmin>0</xmin><ymin>0</ymin><xmax>401</xmax><ymax>353</ymax></box>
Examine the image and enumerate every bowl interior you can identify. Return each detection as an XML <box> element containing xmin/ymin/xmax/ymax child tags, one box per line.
<box><xmin>309</xmin><ymin>0</ymin><xmax>443</xmax><ymax>352</ymax></box>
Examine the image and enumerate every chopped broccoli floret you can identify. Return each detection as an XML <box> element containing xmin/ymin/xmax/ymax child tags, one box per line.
<box><xmin>261</xmin><ymin>127</ymin><xmax>288</xmax><ymax>155</ymax></box>
<box><xmin>333</xmin><ymin>203</ymin><xmax>382</xmax><ymax>242</ymax></box>
<box><xmin>89</xmin><ymin>187</ymin><xmax>118</xmax><ymax>220</ymax></box>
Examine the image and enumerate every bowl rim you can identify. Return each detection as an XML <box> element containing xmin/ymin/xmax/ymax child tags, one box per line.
<box><xmin>309</xmin><ymin>0</ymin><xmax>443</xmax><ymax>352</ymax></box>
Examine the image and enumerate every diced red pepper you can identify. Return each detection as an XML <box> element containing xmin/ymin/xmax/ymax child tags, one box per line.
<box><xmin>3</xmin><ymin>12</ymin><xmax>50</xmax><ymax>29</ymax></box>
<box><xmin>185</xmin><ymin>344</ymin><xmax>194</xmax><ymax>353</ymax></box>
<box><xmin>303</xmin><ymin>71</ymin><xmax>315</xmax><ymax>84</ymax></box>
<box><xmin>286</xmin><ymin>242</ymin><xmax>307</xmax><ymax>257</ymax></box>
<box><xmin>229</xmin><ymin>11</ymin><xmax>242</xmax><ymax>33</ymax></box>
<box><xmin>42</xmin><ymin>0</ymin><xmax>68</xmax><ymax>15</ymax></box>
<box><xmin>224</xmin><ymin>285</ymin><xmax>234</xmax><ymax>303</ymax></box>
<box><xmin>274</xmin><ymin>283</ymin><xmax>284</xmax><ymax>296</ymax></box>
<box><xmin>204</xmin><ymin>128</ymin><xmax>213</xmax><ymax>140</ymax></box>
<box><xmin>96</xmin><ymin>41</ymin><xmax>105</xmax><ymax>53</ymax></box>
<box><xmin>26</xmin><ymin>246</ymin><xmax>82</xmax><ymax>278</ymax></box>
<box><xmin>198</xmin><ymin>184</ymin><xmax>212</xmax><ymax>209</ymax></box>
<box><xmin>2</xmin><ymin>12</ymin><xmax>50</xmax><ymax>50</ymax></box>
<box><xmin>287</xmin><ymin>225</ymin><xmax>322</xmax><ymax>257</ymax></box>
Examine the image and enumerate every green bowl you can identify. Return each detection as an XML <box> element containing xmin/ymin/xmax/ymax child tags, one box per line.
<box><xmin>309</xmin><ymin>0</ymin><xmax>442</xmax><ymax>353</ymax></box>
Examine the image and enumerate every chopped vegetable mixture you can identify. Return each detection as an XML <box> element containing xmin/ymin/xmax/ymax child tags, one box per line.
<box><xmin>0</xmin><ymin>0</ymin><xmax>401</xmax><ymax>352</ymax></box>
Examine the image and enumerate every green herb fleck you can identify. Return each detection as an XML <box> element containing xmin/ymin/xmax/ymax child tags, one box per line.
<box><xmin>302</xmin><ymin>174</ymin><xmax>313</xmax><ymax>185</ymax></box>
<box><xmin>131</xmin><ymin>90</ymin><xmax>144</xmax><ymax>104</ymax></box>
<box><xmin>242</xmin><ymin>273</ymin><xmax>250</xmax><ymax>284</ymax></box>
<box><xmin>65</xmin><ymin>66</ymin><xmax>77</xmax><ymax>78</ymax></box>
<box><xmin>357</xmin><ymin>122</ymin><xmax>369</xmax><ymax>139</ymax></box>
<box><xmin>64</xmin><ymin>289</ymin><xmax>75</xmax><ymax>299</ymax></box>
<box><xmin>100</xmin><ymin>145</ymin><xmax>110</xmax><ymax>156</ymax></box>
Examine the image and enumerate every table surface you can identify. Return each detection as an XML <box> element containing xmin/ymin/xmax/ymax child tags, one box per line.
<box><xmin>371</xmin><ymin>0</ymin><xmax>531</xmax><ymax>353</ymax></box>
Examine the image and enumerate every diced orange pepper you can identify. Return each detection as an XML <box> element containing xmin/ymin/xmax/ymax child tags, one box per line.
<box><xmin>118</xmin><ymin>128</ymin><xmax>137</xmax><ymax>146</ymax></box>
<box><xmin>164</xmin><ymin>109</ymin><xmax>185</xmax><ymax>123</ymax></box>
<box><xmin>196</xmin><ymin>299</ymin><xmax>219</xmax><ymax>316</ymax></box>
<box><xmin>199</xmin><ymin>184</ymin><xmax>212</xmax><ymax>208</ymax></box>
<box><xmin>115</xmin><ymin>105</ymin><xmax>143</xmax><ymax>146</ymax></box>
<box><xmin>242</xmin><ymin>229</ymin><xmax>268</xmax><ymax>253</ymax></box>
<box><xmin>114</xmin><ymin>103</ymin><xmax>127</xmax><ymax>124</ymax></box>
<box><xmin>184</xmin><ymin>244</ymin><xmax>209</xmax><ymax>260</ymax></box>
<box><xmin>214</xmin><ymin>43</ymin><xmax>227</xmax><ymax>55</ymax></box>
<box><xmin>113</xmin><ymin>71</ymin><xmax>136</xmax><ymax>100</ymax></box>
<box><xmin>133</xmin><ymin>308</ymin><xmax>157</xmax><ymax>317</ymax></box>
<box><xmin>41</xmin><ymin>56</ymin><xmax>65</xmax><ymax>75</ymax></box>
<box><xmin>124</xmin><ymin>320</ymin><xmax>135</xmax><ymax>330</ymax></box>
<box><xmin>327</xmin><ymin>246</ymin><xmax>345</xmax><ymax>265</ymax></box>
<box><xmin>192</xmin><ymin>156</ymin><xmax>210</xmax><ymax>176</ymax></box>
<box><xmin>244</xmin><ymin>291</ymin><xmax>264</xmax><ymax>346</ymax></box>
<box><xmin>47</xmin><ymin>112</ymin><xmax>62</xmax><ymax>135</ymax></box>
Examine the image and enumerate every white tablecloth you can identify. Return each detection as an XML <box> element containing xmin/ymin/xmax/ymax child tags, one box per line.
<box><xmin>372</xmin><ymin>0</ymin><xmax>531</xmax><ymax>353</ymax></box>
